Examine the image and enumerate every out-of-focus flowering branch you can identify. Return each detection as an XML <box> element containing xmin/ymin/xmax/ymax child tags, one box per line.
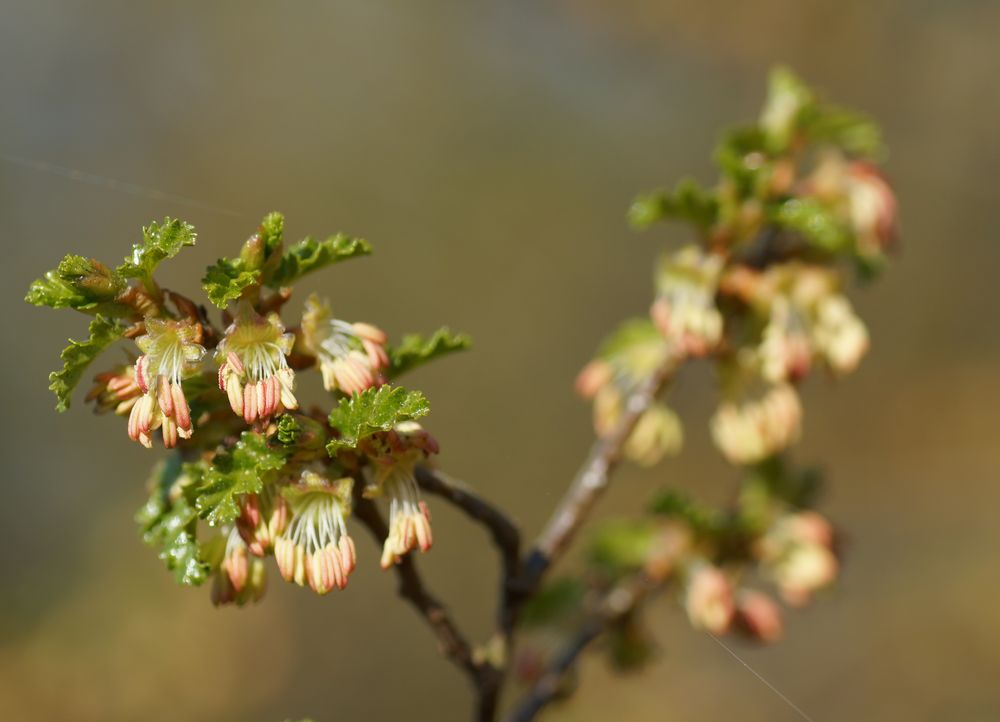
<box><xmin>26</xmin><ymin>66</ymin><xmax>895</xmax><ymax>722</ymax></box>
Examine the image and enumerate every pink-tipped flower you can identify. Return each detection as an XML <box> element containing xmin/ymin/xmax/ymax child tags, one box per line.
<box><xmin>212</xmin><ymin>536</ymin><xmax>267</xmax><ymax>608</ymax></box>
<box><xmin>127</xmin><ymin>318</ymin><xmax>205</xmax><ymax>448</ymax></box>
<box><xmin>216</xmin><ymin>301</ymin><xmax>297</xmax><ymax>424</ymax></box>
<box><xmin>758</xmin><ymin>511</ymin><xmax>839</xmax><ymax>607</ymax></box>
<box><xmin>274</xmin><ymin>471</ymin><xmax>357</xmax><ymax>595</ymax></box>
<box><xmin>235</xmin><ymin>489</ymin><xmax>289</xmax><ymax>557</ymax></box>
<box><xmin>735</xmin><ymin>590</ymin><xmax>784</xmax><ymax>643</ymax></box>
<box><xmin>759</xmin><ymin>296</ymin><xmax>813</xmax><ymax>384</ymax></box>
<box><xmin>362</xmin><ymin>427</ymin><xmax>436</xmax><ymax>569</ymax></box>
<box><xmin>652</xmin><ymin>246</ymin><xmax>725</xmax><ymax>357</ymax></box>
<box><xmin>710</xmin><ymin>385</ymin><xmax>802</xmax><ymax>465</ymax></box>
<box><xmin>812</xmin><ymin>295</ymin><xmax>869</xmax><ymax>375</ymax></box>
<box><xmin>301</xmin><ymin>294</ymin><xmax>389</xmax><ymax>395</ymax></box>
<box><xmin>87</xmin><ymin>364</ymin><xmax>142</xmax><ymax>415</ymax></box>
<box><xmin>684</xmin><ymin>563</ymin><xmax>735</xmax><ymax>634</ymax></box>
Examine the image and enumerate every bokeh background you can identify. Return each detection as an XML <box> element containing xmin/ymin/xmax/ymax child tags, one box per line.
<box><xmin>2</xmin><ymin>1</ymin><xmax>998</xmax><ymax>720</ymax></box>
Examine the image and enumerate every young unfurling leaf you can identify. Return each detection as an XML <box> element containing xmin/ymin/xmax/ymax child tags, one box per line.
<box><xmin>26</xmin><ymin>255</ymin><xmax>128</xmax><ymax>314</ymax></box>
<box><xmin>118</xmin><ymin>217</ymin><xmax>196</xmax><ymax>279</ymax></box>
<box><xmin>48</xmin><ymin>315</ymin><xmax>125</xmax><ymax>411</ymax></box>
<box><xmin>201</xmin><ymin>257</ymin><xmax>261</xmax><ymax>308</ymax></box>
<box><xmin>268</xmin><ymin>234</ymin><xmax>372</xmax><ymax>287</ymax></box>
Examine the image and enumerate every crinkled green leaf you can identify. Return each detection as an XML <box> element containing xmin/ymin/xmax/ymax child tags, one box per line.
<box><xmin>201</xmin><ymin>257</ymin><xmax>260</xmax><ymax>308</ymax></box>
<box><xmin>714</xmin><ymin>126</ymin><xmax>769</xmax><ymax>193</ymax></box>
<box><xmin>628</xmin><ymin>178</ymin><xmax>718</xmax><ymax>232</ymax></box>
<box><xmin>48</xmin><ymin>315</ymin><xmax>125</xmax><ymax>412</ymax></box>
<box><xmin>26</xmin><ymin>255</ymin><xmax>128</xmax><ymax>314</ymax></box>
<box><xmin>520</xmin><ymin>578</ymin><xmax>586</xmax><ymax>628</ymax></box>
<box><xmin>597</xmin><ymin>318</ymin><xmax>661</xmax><ymax>360</ymax></box>
<box><xmin>136</xmin><ymin>455</ymin><xmax>211</xmax><ymax>586</ymax></box>
<box><xmin>327</xmin><ymin>385</ymin><xmax>430</xmax><ymax>453</ymax></box>
<box><xmin>388</xmin><ymin>328</ymin><xmax>472</xmax><ymax>378</ymax></box>
<box><xmin>589</xmin><ymin>519</ymin><xmax>655</xmax><ymax>576</ymax></box>
<box><xmin>194</xmin><ymin>432</ymin><xmax>288</xmax><ymax>525</ymax></box>
<box><xmin>802</xmin><ymin>105</ymin><xmax>883</xmax><ymax>158</ymax></box>
<box><xmin>268</xmin><ymin>234</ymin><xmax>372</xmax><ymax>287</ymax></box>
<box><xmin>771</xmin><ymin>198</ymin><xmax>852</xmax><ymax>252</ymax></box>
<box><xmin>118</xmin><ymin>218</ymin><xmax>196</xmax><ymax>279</ymax></box>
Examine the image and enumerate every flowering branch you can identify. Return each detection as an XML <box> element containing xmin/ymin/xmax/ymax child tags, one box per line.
<box><xmin>25</xmin><ymin>68</ymin><xmax>896</xmax><ymax>722</ymax></box>
<box><xmin>521</xmin><ymin>358</ymin><xmax>679</xmax><ymax>590</ymax></box>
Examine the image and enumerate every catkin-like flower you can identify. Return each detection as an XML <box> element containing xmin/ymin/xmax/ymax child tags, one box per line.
<box><xmin>274</xmin><ymin>471</ymin><xmax>357</xmax><ymax>595</ymax></box>
<box><xmin>216</xmin><ymin>302</ymin><xmax>297</xmax><ymax>424</ymax></box>
<box><xmin>128</xmin><ymin>318</ymin><xmax>205</xmax><ymax>448</ymax></box>
<box><xmin>301</xmin><ymin>294</ymin><xmax>389</xmax><ymax>395</ymax></box>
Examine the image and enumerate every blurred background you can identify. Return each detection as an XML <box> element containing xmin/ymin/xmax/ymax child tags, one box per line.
<box><xmin>1</xmin><ymin>1</ymin><xmax>998</xmax><ymax>720</ymax></box>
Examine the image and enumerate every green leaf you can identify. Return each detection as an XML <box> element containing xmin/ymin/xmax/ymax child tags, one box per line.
<box><xmin>201</xmin><ymin>257</ymin><xmax>260</xmax><ymax>308</ymax></box>
<box><xmin>648</xmin><ymin>489</ymin><xmax>725</xmax><ymax>535</ymax></box>
<box><xmin>48</xmin><ymin>315</ymin><xmax>125</xmax><ymax>412</ymax></box>
<box><xmin>759</xmin><ymin>66</ymin><xmax>815</xmax><ymax>153</ymax></box>
<box><xmin>26</xmin><ymin>255</ymin><xmax>128</xmax><ymax>314</ymax></box>
<box><xmin>388</xmin><ymin>328</ymin><xmax>472</xmax><ymax>378</ymax></box>
<box><xmin>628</xmin><ymin>178</ymin><xmax>718</xmax><ymax>231</ymax></box>
<box><xmin>194</xmin><ymin>432</ymin><xmax>288</xmax><ymax>525</ymax></box>
<box><xmin>597</xmin><ymin>318</ymin><xmax>661</xmax><ymax>361</ymax></box>
<box><xmin>327</xmin><ymin>385</ymin><xmax>430</xmax><ymax>453</ymax></box>
<box><xmin>268</xmin><ymin>234</ymin><xmax>373</xmax><ymax>287</ymax></box>
<box><xmin>118</xmin><ymin>218</ymin><xmax>196</xmax><ymax>279</ymax></box>
<box><xmin>589</xmin><ymin>519</ymin><xmax>655</xmax><ymax>576</ymax></box>
<box><xmin>136</xmin><ymin>456</ymin><xmax>211</xmax><ymax>586</ymax></box>
<box><xmin>802</xmin><ymin>104</ymin><xmax>883</xmax><ymax>158</ymax></box>
<box><xmin>770</xmin><ymin>198</ymin><xmax>852</xmax><ymax>252</ymax></box>
<box><xmin>520</xmin><ymin>578</ymin><xmax>585</xmax><ymax>628</ymax></box>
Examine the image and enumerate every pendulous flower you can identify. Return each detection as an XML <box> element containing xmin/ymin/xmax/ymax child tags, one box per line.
<box><xmin>127</xmin><ymin>318</ymin><xmax>206</xmax><ymax>448</ymax></box>
<box><xmin>757</xmin><ymin>511</ymin><xmax>838</xmax><ymax>607</ymax></box>
<box><xmin>362</xmin><ymin>422</ymin><xmax>437</xmax><ymax>568</ymax></box>
<box><xmin>274</xmin><ymin>471</ymin><xmax>357</xmax><ymax>594</ymax></box>
<box><xmin>87</xmin><ymin>364</ymin><xmax>142</xmax><ymax>415</ymax></box>
<box><xmin>710</xmin><ymin>385</ymin><xmax>802</xmax><ymax>465</ymax></box>
<box><xmin>650</xmin><ymin>246</ymin><xmax>725</xmax><ymax>357</ymax></box>
<box><xmin>684</xmin><ymin>562</ymin><xmax>735</xmax><ymax>634</ymax></box>
<box><xmin>301</xmin><ymin>293</ymin><xmax>389</xmax><ymax>395</ymax></box>
<box><xmin>216</xmin><ymin>302</ymin><xmax>297</xmax><ymax>424</ymax></box>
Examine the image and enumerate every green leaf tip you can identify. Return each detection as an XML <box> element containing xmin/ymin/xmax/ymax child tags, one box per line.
<box><xmin>194</xmin><ymin>432</ymin><xmax>288</xmax><ymax>526</ymax></box>
<box><xmin>48</xmin><ymin>315</ymin><xmax>125</xmax><ymax>412</ymax></box>
<box><xmin>388</xmin><ymin>328</ymin><xmax>472</xmax><ymax>378</ymax></box>
<box><xmin>628</xmin><ymin>179</ymin><xmax>718</xmax><ymax>232</ymax></box>
<box><xmin>327</xmin><ymin>385</ymin><xmax>430</xmax><ymax>454</ymax></box>
<box><xmin>269</xmin><ymin>233</ymin><xmax>373</xmax><ymax>287</ymax></box>
<box><xmin>118</xmin><ymin>217</ymin><xmax>196</xmax><ymax>279</ymax></box>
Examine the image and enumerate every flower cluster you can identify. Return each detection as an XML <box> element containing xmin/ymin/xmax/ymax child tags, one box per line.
<box><xmin>552</xmin><ymin>67</ymin><xmax>895</xmax><ymax>657</ymax></box>
<box><xmin>28</xmin><ymin>210</ymin><xmax>468</xmax><ymax>607</ymax></box>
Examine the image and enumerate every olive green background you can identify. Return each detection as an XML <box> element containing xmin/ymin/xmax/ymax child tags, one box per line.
<box><xmin>1</xmin><ymin>1</ymin><xmax>998</xmax><ymax>720</ymax></box>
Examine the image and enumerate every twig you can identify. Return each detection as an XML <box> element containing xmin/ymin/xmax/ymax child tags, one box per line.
<box><xmin>503</xmin><ymin>575</ymin><xmax>657</xmax><ymax>722</ymax></box>
<box><xmin>415</xmin><ymin>467</ymin><xmax>522</xmax><ymax>625</ymax></box>
<box><xmin>414</xmin><ymin>467</ymin><xmax>523</xmax><ymax>721</ymax></box>
<box><xmin>352</xmin><ymin>495</ymin><xmax>481</xmax><ymax>679</ymax></box>
<box><xmin>521</xmin><ymin>358</ymin><xmax>678</xmax><ymax>589</ymax></box>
